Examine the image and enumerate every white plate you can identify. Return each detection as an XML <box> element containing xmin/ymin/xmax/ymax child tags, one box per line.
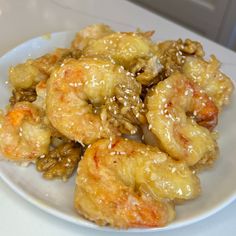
<box><xmin>0</xmin><ymin>32</ymin><xmax>236</xmax><ymax>232</ymax></box>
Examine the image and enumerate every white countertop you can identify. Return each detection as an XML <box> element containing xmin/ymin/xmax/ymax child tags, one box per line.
<box><xmin>0</xmin><ymin>0</ymin><xmax>236</xmax><ymax>235</ymax></box>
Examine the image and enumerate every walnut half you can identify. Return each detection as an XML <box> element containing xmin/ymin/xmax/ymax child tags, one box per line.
<box><xmin>9</xmin><ymin>88</ymin><xmax>37</xmax><ymax>106</ymax></box>
<box><xmin>36</xmin><ymin>142</ymin><xmax>81</xmax><ymax>181</ymax></box>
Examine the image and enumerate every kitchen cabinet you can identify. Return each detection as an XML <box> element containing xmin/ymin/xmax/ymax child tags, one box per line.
<box><xmin>131</xmin><ymin>0</ymin><xmax>236</xmax><ymax>50</ymax></box>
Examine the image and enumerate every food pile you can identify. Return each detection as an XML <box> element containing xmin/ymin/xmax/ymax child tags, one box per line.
<box><xmin>0</xmin><ymin>24</ymin><xmax>234</xmax><ymax>228</ymax></box>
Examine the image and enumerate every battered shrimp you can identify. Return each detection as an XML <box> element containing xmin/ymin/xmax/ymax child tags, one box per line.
<box><xmin>146</xmin><ymin>73</ymin><xmax>218</xmax><ymax>166</ymax></box>
<box><xmin>71</xmin><ymin>24</ymin><xmax>114</xmax><ymax>50</ymax></box>
<box><xmin>183</xmin><ymin>56</ymin><xmax>234</xmax><ymax>109</ymax></box>
<box><xmin>0</xmin><ymin>102</ymin><xmax>51</xmax><ymax>162</ymax></box>
<box><xmin>8</xmin><ymin>48</ymin><xmax>80</xmax><ymax>90</ymax></box>
<box><xmin>75</xmin><ymin>138</ymin><xmax>200</xmax><ymax>228</ymax></box>
<box><xmin>46</xmin><ymin>58</ymin><xmax>143</xmax><ymax>145</ymax></box>
<box><xmin>31</xmin><ymin>48</ymin><xmax>81</xmax><ymax>76</ymax></box>
<box><xmin>83</xmin><ymin>32</ymin><xmax>162</xmax><ymax>85</ymax></box>
<box><xmin>9</xmin><ymin>61</ymin><xmax>46</xmax><ymax>89</ymax></box>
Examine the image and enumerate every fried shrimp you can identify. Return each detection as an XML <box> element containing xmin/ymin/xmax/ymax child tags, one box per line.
<box><xmin>183</xmin><ymin>56</ymin><xmax>234</xmax><ymax>109</ymax></box>
<box><xmin>0</xmin><ymin>102</ymin><xmax>51</xmax><ymax>162</ymax></box>
<box><xmin>146</xmin><ymin>73</ymin><xmax>218</xmax><ymax>166</ymax></box>
<box><xmin>75</xmin><ymin>138</ymin><xmax>200</xmax><ymax>228</ymax></box>
<box><xmin>83</xmin><ymin>32</ymin><xmax>162</xmax><ymax>85</ymax></box>
<box><xmin>31</xmin><ymin>48</ymin><xmax>81</xmax><ymax>76</ymax></box>
<box><xmin>71</xmin><ymin>24</ymin><xmax>114</xmax><ymax>50</ymax></box>
<box><xmin>9</xmin><ymin>61</ymin><xmax>47</xmax><ymax>89</ymax></box>
<box><xmin>46</xmin><ymin>58</ymin><xmax>143</xmax><ymax>145</ymax></box>
<box><xmin>8</xmin><ymin>48</ymin><xmax>81</xmax><ymax>90</ymax></box>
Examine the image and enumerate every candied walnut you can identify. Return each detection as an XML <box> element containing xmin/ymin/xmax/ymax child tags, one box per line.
<box><xmin>156</xmin><ymin>39</ymin><xmax>204</xmax><ymax>79</ymax></box>
<box><xmin>131</xmin><ymin>56</ymin><xmax>163</xmax><ymax>86</ymax></box>
<box><xmin>9</xmin><ymin>88</ymin><xmax>37</xmax><ymax>106</ymax></box>
<box><xmin>181</xmin><ymin>39</ymin><xmax>204</xmax><ymax>55</ymax></box>
<box><xmin>57</xmin><ymin>49</ymin><xmax>81</xmax><ymax>64</ymax></box>
<box><xmin>36</xmin><ymin>142</ymin><xmax>81</xmax><ymax>181</ymax></box>
<box><xmin>100</xmin><ymin>84</ymin><xmax>146</xmax><ymax>135</ymax></box>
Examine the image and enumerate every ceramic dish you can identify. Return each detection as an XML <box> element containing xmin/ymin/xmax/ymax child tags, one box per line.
<box><xmin>0</xmin><ymin>32</ymin><xmax>236</xmax><ymax>232</ymax></box>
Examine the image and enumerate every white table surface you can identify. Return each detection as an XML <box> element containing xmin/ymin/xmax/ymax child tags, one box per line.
<box><xmin>0</xmin><ymin>0</ymin><xmax>236</xmax><ymax>235</ymax></box>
